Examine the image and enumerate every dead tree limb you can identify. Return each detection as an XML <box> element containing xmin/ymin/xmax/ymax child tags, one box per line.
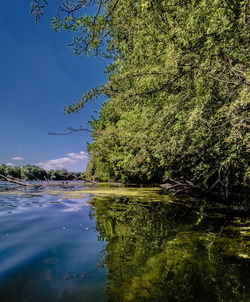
<box><xmin>0</xmin><ymin>174</ymin><xmax>31</xmax><ymax>187</ymax></box>
<box><xmin>161</xmin><ymin>179</ymin><xmax>201</xmax><ymax>195</ymax></box>
<box><xmin>173</xmin><ymin>185</ymin><xmax>200</xmax><ymax>196</ymax></box>
<box><xmin>48</xmin><ymin>126</ymin><xmax>92</xmax><ymax>136</ymax></box>
<box><xmin>83</xmin><ymin>179</ymin><xmax>97</xmax><ymax>184</ymax></box>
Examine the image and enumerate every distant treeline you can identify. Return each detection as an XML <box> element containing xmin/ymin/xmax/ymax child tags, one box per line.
<box><xmin>0</xmin><ymin>164</ymin><xmax>85</xmax><ymax>181</ymax></box>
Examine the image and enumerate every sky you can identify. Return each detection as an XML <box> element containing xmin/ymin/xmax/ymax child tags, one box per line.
<box><xmin>0</xmin><ymin>1</ymin><xmax>107</xmax><ymax>172</ymax></box>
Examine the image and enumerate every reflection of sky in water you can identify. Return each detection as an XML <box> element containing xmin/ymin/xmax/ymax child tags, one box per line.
<box><xmin>0</xmin><ymin>182</ymin><xmax>107</xmax><ymax>302</ymax></box>
<box><xmin>0</xmin><ymin>181</ymin><xmax>249</xmax><ymax>302</ymax></box>
<box><xmin>0</xmin><ymin>181</ymin><xmax>92</xmax><ymax>215</ymax></box>
<box><xmin>59</xmin><ymin>198</ymin><xmax>91</xmax><ymax>212</ymax></box>
<box><xmin>0</xmin><ymin>195</ymin><xmax>91</xmax><ymax>215</ymax></box>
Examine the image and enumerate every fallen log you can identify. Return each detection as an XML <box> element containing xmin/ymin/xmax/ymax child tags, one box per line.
<box><xmin>83</xmin><ymin>179</ymin><xmax>97</xmax><ymax>184</ymax></box>
<box><xmin>173</xmin><ymin>185</ymin><xmax>200</xmax><ymax>196</ymax></box>
<box><xmin>0</xmin><ymin>174</ymin><xmax>31</xmax><ymax>187</ymax></box>
<box><xmin>160</xmin><ymin>180</ymin><xmax>201</xmax><ymax>195</ymax></box>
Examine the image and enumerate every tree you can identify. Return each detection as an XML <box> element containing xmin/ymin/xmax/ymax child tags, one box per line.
<box><xmin>12</xmin><ymin>166</ymin><xmax>21</xmax><ymax>179</ymax></box>
<box><xmin>31</xmin><ymin>0</ymin><xmax>250</xmax><ymax>196</ymax></box>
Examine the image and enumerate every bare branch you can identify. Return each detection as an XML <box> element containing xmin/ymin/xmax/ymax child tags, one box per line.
<box><xmin>0</xmin><ymin>174</ymin><xmax>31</xmax><ymax>187</ymax></box>
<box><xmin>48</xmin><ymin>126</ymin><xmax>92</xmax><ymax>136</ymax></box>
<box><xmin>208</xmin><ymin>74</ymin><xmax>247</xmax><ymax>85</ymax></box>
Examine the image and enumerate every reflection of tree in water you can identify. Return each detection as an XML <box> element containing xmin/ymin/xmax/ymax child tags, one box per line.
<box><xmin>91</xmin><ymin>196</ymin><xmax>250</xmax><ymax>302</ymax></box>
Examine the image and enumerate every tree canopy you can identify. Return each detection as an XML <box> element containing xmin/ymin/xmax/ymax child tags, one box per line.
<box><xmin>32</xmin><ymin>0</ymin><xmax>249</xmax><ymax>197</ymax></box>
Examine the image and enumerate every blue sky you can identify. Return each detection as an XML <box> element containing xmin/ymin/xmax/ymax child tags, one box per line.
<box><xmin>0</xmin><ymin>1</ymin><xmax>107</xmax><ymax>172</ymax></box>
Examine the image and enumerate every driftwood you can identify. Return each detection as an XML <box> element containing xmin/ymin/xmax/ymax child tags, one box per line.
<box><xmin>160</xmin><ymin>179</ymin><xmax>200</xmax><ymax>195</ymax></box>
<box><xmin>0</xmin><ymin>174</ymin><xmax>31</xmax><ymax>187</ymax></box>
<box><xmin>83</xmin><ymin>179</ymin><xmax>97</xmax><ymax>184</ymax></box>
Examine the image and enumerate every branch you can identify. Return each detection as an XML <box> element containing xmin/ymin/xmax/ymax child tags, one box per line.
<box><xmin>173</xmin><ymin>184</ymin><xmax>200</xmax><ymax>195</ymax></box>
<box><xmin>161</xmin><ymin>179</ymin><xmax>200</xmax><ymax>195</ymax></box>
<box><xmin>235</xmin><ymin>122</ymin><xmax>250</xmax><ymax>129</ymax></box>
<box><xmin>208</xmin><ymin>74</ymin><xmax>245</xmax><ymax>85</ymax></box>
<box><xmin>58</xmin><ymin>0</ymin><xmax>86</xmax><ymax>15</ymax></box>
<box><xmin>0</xmin><ymin>174</ymin><xmax>31</xmax><ymax>187</ymax></box>
<box><xmin>243</xmin><ymin>0</ymin><xmax>249</xmax><ymax>25</ymax></box>
<box><xmin>48</xmin><ymin>126</ymin><xmax>92</xmax><ymax>135</ymax></box>
<box><xmin>208</xmin><ymin>166</ymin><xmax>225</xmax><ymax>192</ymax></box>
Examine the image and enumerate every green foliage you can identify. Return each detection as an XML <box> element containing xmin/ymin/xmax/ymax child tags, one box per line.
<box><xmin>32</xmin><ymin>0</ymin><xmax>250</xmax><ymax>196</ymax></box>
<box><xmin>30</xmin><ymin>0</ymin><xmax>48</xmax><ymax>22</ymax></box>
<box><xmin>86</xmin><ymin>0</ymin><xmax>249</xmax><ymax>196</ymax></box>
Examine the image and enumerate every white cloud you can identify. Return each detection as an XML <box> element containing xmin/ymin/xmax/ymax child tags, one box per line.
<box><xmin>36</xmin><ymin>151</ymin><xmax>89</xmax><ymax>171</ymax></box>
<box><xmin>36</xmin><ymin>158</ymin><xmax>76</xmax><ymax>170</ymax></box>
<box><xmin>12</xmin><ymin>156</ymin><xmax>24</xmax><ymax>161</ymax></box>
<box><xmin>6</xmin><ymin>163</ymin><xmax>14</xmax><ymax>166</ymax></box>
<box><xmin>68</xmin><ymin>151</ymin><xmax>88</xmax><ymax>160</ymax></box>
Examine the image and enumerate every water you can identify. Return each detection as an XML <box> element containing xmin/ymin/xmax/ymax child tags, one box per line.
<box><xmin>0</xmin><ymin>181</ymin><xmax>249</xmax><ymax>302</ymax></box>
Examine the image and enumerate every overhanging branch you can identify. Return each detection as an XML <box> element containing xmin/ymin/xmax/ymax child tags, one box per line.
<box><xmin>48</xmin><ymin>126</ymin><xmax>92</xmax><ymax>135</ymax></box>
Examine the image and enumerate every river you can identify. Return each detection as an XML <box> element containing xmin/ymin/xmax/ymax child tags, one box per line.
<box><xmin>0</xmin><ymin>181</ymin><xmax>249</xmax><ymax>302</ymax></box>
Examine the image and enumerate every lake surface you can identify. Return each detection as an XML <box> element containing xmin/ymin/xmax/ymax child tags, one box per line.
<box><xmin>0</xmin><ymin>181</ymin><xmax>249</xmax><ymax>302</ymax></box>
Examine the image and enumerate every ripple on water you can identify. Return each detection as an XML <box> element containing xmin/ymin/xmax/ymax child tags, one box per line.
<box><xmin>0</xmin><ymin>181</ymin><xmax>249</xmax><ymax>302</ymax></box>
